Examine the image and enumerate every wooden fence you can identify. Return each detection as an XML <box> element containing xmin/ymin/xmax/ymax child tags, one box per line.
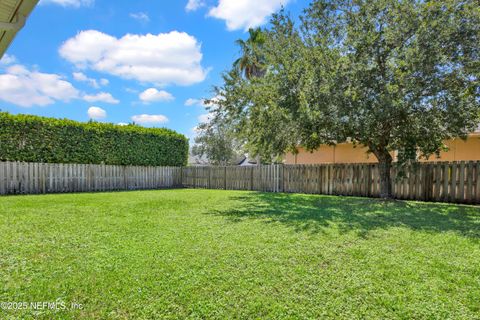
<box><xmin>0</xmin><ymin>161</ymin><xmax>181</xmax><ymax>195</ymax></box>
<box><xmin>1</xmin><ymin>161</ymin><xmax>479</xmax><ymax>204</ymax></box>
<box><xmin>181</xmin><ymin>162</ymin><xmax>480</xmax><ymax>205</ymax></box>
<box><xmin>182</xmin><ymin>165</ymin><xmax>282</xmax><ymax>192</ymax></box>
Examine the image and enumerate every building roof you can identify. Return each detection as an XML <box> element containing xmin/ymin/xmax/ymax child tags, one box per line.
<box><xmin>238</xmin><ymin>156</ymin><xmax>258</xmax><ymax>166</ymax></box>
<box><xmin>0</xmin><ymin>0</ymin><xmax>39</xmax><ymax>58</ymax></box>
<box><xmin>188</xmin><ymin>153</ymin><xmax>210</xmax><ymax>166</ymax></box>
<box><xmin>188</xmin><ymin>152</ymin><xmax>251</xmax><ymax>166</ymax></box>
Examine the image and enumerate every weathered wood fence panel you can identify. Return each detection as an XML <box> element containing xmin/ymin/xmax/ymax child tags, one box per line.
<box><xmin>0</xmin><ymin>161</ymin><xmax>181</xmax><ymax>195</ymax></box>
<box><xmin>1</xmin><ymin>161</ymin><xmax>479</xmax><ymax>204</ymax></box>
<box><xmin>181</xmin><ymin>162</ymin><xmax>480</xmax><ymax>204</ymax></box>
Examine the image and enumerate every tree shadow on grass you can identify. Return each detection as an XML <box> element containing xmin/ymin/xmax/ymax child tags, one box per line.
<box><xmin>208</xmin><ymin>192</ymin><xmax>480</xmax><ymax>239</ymax></box>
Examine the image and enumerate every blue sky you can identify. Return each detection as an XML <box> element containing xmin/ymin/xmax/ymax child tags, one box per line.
<box><xmin>0</xmin><ymin>0</ymin><xmax>308</xmax><ymax>141</ymax></box>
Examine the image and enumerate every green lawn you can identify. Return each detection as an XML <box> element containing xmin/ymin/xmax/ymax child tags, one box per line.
<box><xmin>0</xmin><ymin>189</ymin><xmax>479</xmax><ymax>319</ymax></box>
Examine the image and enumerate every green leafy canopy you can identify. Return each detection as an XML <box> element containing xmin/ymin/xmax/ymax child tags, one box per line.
<box><xmin>211</xmin><ymin>0</ymin><xmax>480</xmax><ymax>196</ymax></box>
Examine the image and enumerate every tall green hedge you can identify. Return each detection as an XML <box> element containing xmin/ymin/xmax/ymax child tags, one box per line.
<box><xmin>0</xmin><ymin>112</ymin><xmax>188</xmax><ymax>166</ymax></box>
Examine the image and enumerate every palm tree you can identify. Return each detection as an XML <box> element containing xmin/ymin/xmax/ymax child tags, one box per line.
<box><xmin>234</xmin><ymin>28</ymin><xmax>266</xmax><ymax>79</ymax></box>
<box><xmin>234</xmin><ymin>28</ymin><xmax>267</xmax><ymax>166</ymax></box>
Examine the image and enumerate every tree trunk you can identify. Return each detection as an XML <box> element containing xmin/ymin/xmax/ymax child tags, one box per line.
<box><xmin>371</xmin><ymin>147</ymin><xmax>393</xmax><ymax>199</ymax></box>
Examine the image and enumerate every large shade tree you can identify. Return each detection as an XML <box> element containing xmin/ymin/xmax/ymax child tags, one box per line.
<box><xmin>211</xmin><ymin>0</ymin><xmax>480</xmax><ymax>198</ymax></box>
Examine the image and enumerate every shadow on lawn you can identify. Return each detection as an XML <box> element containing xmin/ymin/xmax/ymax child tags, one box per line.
<box><xmin>208</xmin><ymin>193</ymin><xmax>480</xmax><ymax>238</ymax></box>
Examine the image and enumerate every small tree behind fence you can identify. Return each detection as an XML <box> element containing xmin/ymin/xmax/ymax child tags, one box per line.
<box><xmin>0</xmin><ymin>161</ymin><xmax>479</xmax><ymax>204</ymax></box>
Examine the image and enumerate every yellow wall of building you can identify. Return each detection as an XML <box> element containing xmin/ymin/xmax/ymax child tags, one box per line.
<box><xmin>285</xmin><ymin>134</ymin><xmax>480</xmax><ymax>164</ymax></box>
<box><xmin>419</xmin><ymin>135</ymin><xmax>480</xmax><ymax>162</ymax></box>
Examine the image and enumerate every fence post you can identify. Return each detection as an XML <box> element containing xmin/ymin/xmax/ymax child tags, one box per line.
<box><xmin>250</xmin><ymin>166</ymin><xmax>254</xmax><ymax>191</ymax></box>
<box><xmin>122</xmin><ymin>166</ymin><xmax>127</xmax><ymax>190</ymax></box>
<box><xmin>428</xmin><ymin>164</ymin><xmax>434</xmax><ymax>201</ymax></box>
<box><xmin>40</xmin><ymin>163</ymin><xmax>46</xmax><ymax>194</ymax></box>
<box><xmin>180</xmin><ymin>167</ymin><xmax>183</xmax><ymax>188</ymax></box>
<box><xmin>274</xmin><ymin>165</ymin><xmax>278</xmax><ymax>192</ymax></box>
<box><xmin>272</xmin><ymin>165</ymin><xmax>276</xmax><ymax>192</ymax></box>
<box><xmin>208</xmin><ymin>167</ymin><xmax>211</xmax><ymax>189</ymax></box>
<box><xmin>476</xmin><ymin>162</ymin><xmax>480</xmax><ymax>204</ymax></box>
<box><xmin>280</xmin><ymin>164</ymin><xmax>284</xmax><ymax>193</ymax></box>
<box><xmin>466</xmin><ymin>161</ymin><xmax>473</xmax><ymax>204</ymax></box>
<box><xmin>0</xmin><ymin>162</ymin><xmax>4</xmax><ymax>195</ymax></box>
<box><xmin>366</xmin><ymin>165</ymin><xmax>371</xmax><ymax>197</ymax></box>
<box><xmin>459</xmin><ymin>161</ymin><xmax>465</xmax><ymax>203</ymax></box>
<box><xmin>224</xmin><ymin>166</ymin><xmax>227</xmax><ymax>190</ymax></box>
<box><xmin>192</xmin><ymin>167</ymin><xmax>196</xmax><ymax>189</ymax></box>
<box><xmin>332</xmin><ymin>165</ymin><xmax>337</xmax><ymax>195</ymax></box>
<box><xmin>423</xmin><ymin>164</ymin><xmax>431</xmax><ymax>201</ymax></box>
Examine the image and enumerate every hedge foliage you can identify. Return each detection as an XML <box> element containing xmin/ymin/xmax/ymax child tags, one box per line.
<box><xmin>0</xmin><ymin>112</ymin><xmax>188</xmax><ymax>166</ymax></box>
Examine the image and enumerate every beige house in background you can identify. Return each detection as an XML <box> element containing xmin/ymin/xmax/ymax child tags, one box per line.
<box><xmin>285</xmin><ymin>131</ymin><xmax>480</xmax><ymax>165</ymax></box>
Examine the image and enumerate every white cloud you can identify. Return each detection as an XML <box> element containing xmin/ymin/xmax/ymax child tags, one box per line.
<box><xmin>205</xmin><ymin>95</ymin><xmax>223</xmax><ymax>108</ymax></box>
<box><xmin>196</xmin><ymin>97</ymin><xmax>222</xmax><ymax>123</ymax></box>
<box><xmin>185</xmin><ymin>95</ymin><xmax>223</xmax><ymax>107</ymax></box>
<box><xmin>73</xmin><ymin>72</ymin><xmax>109</xmax><ymax>88</ymax></box>
<box><xmin>131</xmin><ymin>114</ymin><xmax>169</xmax><ymax>125</ymax></box>
<box><xmin>87</xmin><ymin>106</ymin><xmax>106</xmax><ymax>119</ymax></box>
<box><xmin>185</xmin><ymin>98</ymin><xmax>205</xmax><ymax>106</ymax></box>
<box><xmin>211</xmin><ymin>94</ymin><xmax>223</xmax><ymax>102</ymax></box>
<box><xmin>198</xmin><ymin>113</ymin><xmax>213</xmax><ymax>123</ymax></box>
<box><xmin>40</xmin><ymin>0</ymin><xmax>94</xmax><ymax>8</ymax></box>
<box><xmin>59</xmin><ymin>30</ymin><xmax>208</xmax><ymax>86</ymax></box>
<box><xmin>208</xmin><ymin>0</ymin><xmax>290</xmax><ymax>31</ymax></box>
<box><xmin>0</xmin><ymin>64</ymin><xmax>79</xmax><ymax>107</ymax></box>
<box><xmin>130</xmin><ymin>12</ymin><xmax>150</xmax><ymax>23</ymax></box>
<box><xmin>83</xmin><ymin>92</ymin><xmax>119</xmax><ymax>104</ymax></box>
<box><xmin>72</xmin><ymin>71</ymin><xmax>89</xmax><ymax>82</ymax></box>
<box><xmin>189</xmin><ymin>125</ymin><xmax>202</xmax><ymax>140</ymax></box>
<box><xmin>0</xmin><ymin>54</ymin><xmax>16</xmax><ymax>65</ymax></box>
<box><xmin>117</xmin><ymin>122</ymin><xmax>129</xmax><ymax>126</ymax></box>
<box><xmin>139</xmin><ymin>88</ymin><xmax>174</xmax><ymax>103</ymax></box>
<box><xmin>125</xmin><ymin>87</ymin><xmax>139</xmax><ymax>94</ymax></box>
<box><xmin>186</xmin><ymin>0</ymin><xmax>205</xmax><ymax>11</ymax></box>
<box><xmin>73</xmin><ymin>72</ymin><xmax>98</xmax><ymax>88</ymax></box>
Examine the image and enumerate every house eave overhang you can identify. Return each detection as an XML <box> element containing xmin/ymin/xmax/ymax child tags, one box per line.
<box><xmin>0</xmin><ymin>0</ymin><xmax>39</xmax><ymax>58</ymax></box>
